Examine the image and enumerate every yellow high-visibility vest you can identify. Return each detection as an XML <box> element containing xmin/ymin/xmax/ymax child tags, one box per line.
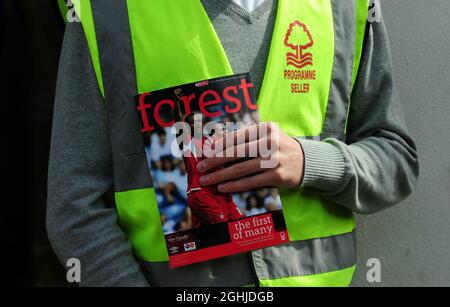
<box><xmin>73</xmin><ymin>0</ymin><xmax>369</xmax><ymax>287</ymax></box>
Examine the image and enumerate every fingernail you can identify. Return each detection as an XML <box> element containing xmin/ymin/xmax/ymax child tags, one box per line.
<box><xmin>197</xmin><ymin>162</ymin><xmax>206</xmax><ymax>172</ymax></box>
<box><xmin>218</xmin><ymin>184</ymin><xmax>226</xmax><ymax>192</ymax></box>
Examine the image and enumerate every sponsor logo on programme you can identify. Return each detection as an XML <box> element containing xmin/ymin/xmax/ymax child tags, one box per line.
<box><xmin>184</xmin><ymin>242</ymin><xmax>197</xmax><ymax>252</ymax></box>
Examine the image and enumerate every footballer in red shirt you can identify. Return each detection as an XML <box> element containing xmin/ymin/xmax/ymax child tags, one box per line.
<box><xmin>180</xmin><ymin>113</ymin><xmax>244</xmax><ymax>228</ymax></box>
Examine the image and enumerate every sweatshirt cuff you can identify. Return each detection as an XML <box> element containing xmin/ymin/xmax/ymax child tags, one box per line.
<box><xmin>297</xmin><ymin>138</ymin><xmax>346</xmax><ymax>191</ymax></box>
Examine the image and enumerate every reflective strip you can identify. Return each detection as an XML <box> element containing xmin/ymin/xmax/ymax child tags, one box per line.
<box><xmin>345</xmin><ymin>0</ymin><xmax>370</xmax><ymax>133</ymax></box>
<box><xmin>73</xmin><ymin>0</ymin><xmax>105</xmax><ymax>96</ymax></box>
<box><xmin>90</xmin><ymin>0</ymin><xmax>152</xmax><ymax>191</ymax></box>
<box><xmin>352</xmin><ymin>0</ymin><xmax>370</xmax><ymax>89</ymax></box>
<box><xmin>90</xmin><ymin>1</ymin><xmax>160</xmax><ymax>261</ymax></box>
<box><xmin>139</xmin><ymin>231</ymin><xmax>355</xmax><ymax>286</ymax></box>
<box><xmin>252</xmin><ymin>231</ymin><xmax>355</xmax><ymax>280</ymax></box>
<box><xmin>322</xmin><ymin>0</ymin><xmax>358</xmax><ymax>137</ymax></box>
<box><xmin>140</xmin><ymin>253</ymin><xmax>255</xmax><ymax>287</ymax></box>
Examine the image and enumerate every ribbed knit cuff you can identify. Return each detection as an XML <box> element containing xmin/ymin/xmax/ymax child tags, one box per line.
<box><xmin>297</xmin><ymin>139</ymin><xmax>346</xmax><ymax>191</ymax></box>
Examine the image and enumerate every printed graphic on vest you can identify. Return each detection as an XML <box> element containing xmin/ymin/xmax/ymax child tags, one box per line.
<box><xmin>285</xmin><ymin>20</ymin><xmax>314</xmax><ymax>68</ymax></box>
<box><xmin>284</xmin><ymin>21</ymin><xmax>316</xmax><ymax>94</ymax></box>
<box><xmin>135</xmin><ymin>73</ymin><xmax>289</xmax><ymax>268</ymax></box>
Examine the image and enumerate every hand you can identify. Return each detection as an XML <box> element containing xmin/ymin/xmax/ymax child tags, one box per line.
<box><xmin>198</xmin><ymin>122</ymin><xmax>305</xmax><ymax>193</ymax></box>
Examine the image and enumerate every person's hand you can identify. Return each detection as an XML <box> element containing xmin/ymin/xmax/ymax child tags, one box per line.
<box><xmin>198</xmin><ymin>123</ymin><xmax>305</xmax><ymax>193</ymax></box>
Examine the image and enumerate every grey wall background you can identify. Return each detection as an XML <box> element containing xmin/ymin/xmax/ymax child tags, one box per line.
<box><xmin>352</xmin><ymin>0</ymin><xmax>450</xmax><ymax>287</ymax></box>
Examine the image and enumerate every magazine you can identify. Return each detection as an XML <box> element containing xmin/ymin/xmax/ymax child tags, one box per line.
<box><xmin>135</xmin><ymin>73</ymin><xmax>289</xmax><ymax>268</ymax></box>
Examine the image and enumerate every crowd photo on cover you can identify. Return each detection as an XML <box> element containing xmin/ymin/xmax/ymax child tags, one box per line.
<box><xmin>144</xmin><ymin>109</ymin><xmax>283</xmax><ymax>235</ymax></box>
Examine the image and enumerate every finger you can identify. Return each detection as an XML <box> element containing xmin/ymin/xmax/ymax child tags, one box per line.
<box><xmin>207</xmin><ymin>124</ymin><xmax>260</xmax><ymax>156</ymax></box>
<box><xmin>217</xmin><ymin>170</ymin><xmax>276</xmax><ymax>193</ymax></box>
<box><xmin>200</xmin><ymin>158</ymin><xmax>264</xmax><ymax>186</ymax></box>
<box><xmin>216</xmin><ymin>122</ymin><xmax>278</xmax><ymax>156</ymax></box>
<box><xmin>199</xmin><ymin>139</ymin><xmax>264</xmax><ymax>172</ymax></box>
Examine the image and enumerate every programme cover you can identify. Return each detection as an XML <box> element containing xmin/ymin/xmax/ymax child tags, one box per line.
<box><xmin>135</xmin><ymin>73</ymin><xmax>289</xmax><ymax>268</ymax></box>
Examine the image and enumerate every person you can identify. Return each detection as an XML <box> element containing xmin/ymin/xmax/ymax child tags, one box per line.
<box><xmin>47</xmin><ymin>0</ymin><xmax>419</xmax><ymax>286</ymax></box>
<box><xmin>245</xmin><ymin>194</ymin><xmax>266</xmax><ymax>216</ymax></box>
<box><xmin>180</xmin><ymin>113</ymin><xmax>244</xmax><ymax>228</ymax></box>
<box><xmin>264</xmin><ymin>189</ymin><xmax>282</xmax><ymax>211</ymax></box>
<box><xmin>149</xmin><ymin>129</ymin><xmax>173</xmax><ymax>169</ymax></box>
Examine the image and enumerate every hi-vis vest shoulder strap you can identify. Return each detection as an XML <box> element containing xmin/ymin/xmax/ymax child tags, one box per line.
<box><xmin>73</xmin><ymin>0</ymin><xmax>369</xmax><ymax>287</ymax></box>
<box><xmin>57</xmin><ymin>0</ymin><xmax>68</xmax><ymax>23</ymax></box>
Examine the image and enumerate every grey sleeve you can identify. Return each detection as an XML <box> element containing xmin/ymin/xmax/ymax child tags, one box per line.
<box><xmin>46</xmin><ymin>23</ymin><xmax>149</xmax><ymax>287</ymax></box>
<box><xmin>298</xmin><ymin>16</ymin><xmax>419</xmax><ymax>214</ymax></box>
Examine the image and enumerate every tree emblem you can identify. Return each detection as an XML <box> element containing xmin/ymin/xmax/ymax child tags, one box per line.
<box><xmin>284</xmin><ymin>21</ymin><xmax>314</xmax><ymax>68</ymax></box>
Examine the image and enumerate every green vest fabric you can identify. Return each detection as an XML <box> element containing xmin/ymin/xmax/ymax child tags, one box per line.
<box><xmin>57</xmin><ymin>0</ymin><xmax>68</xmax><ymax>23</ymax></box>
<box><xmin>72</xmin><ymin>0</ymin><xmax>369</xmax><ymax>287</ymax></box>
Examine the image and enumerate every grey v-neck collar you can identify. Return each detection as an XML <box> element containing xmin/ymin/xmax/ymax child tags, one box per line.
<box><xmin>216</xmin><ymin>0</ymin><xmax>274</xmax><ymax>24</ymax></box>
